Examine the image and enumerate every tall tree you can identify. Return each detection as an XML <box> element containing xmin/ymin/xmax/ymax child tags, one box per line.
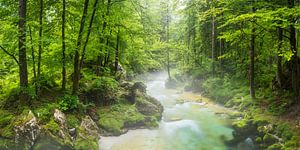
<box><xmin>19</xmin><ymin>0</ymin><xmax>29</xmax><ymax>101</ymax></box>
<box><xmin>73</xmin><ymin>0</ymin><xmax>90</xmax><ymax>95</ymax></box>
<box><xmin>211</xmin><ymin>0</ymin><xmax>216</xmax><ymax>76</ymax></box>
<box><xmin>249</xmin><ymin>0</ymin><xmax>256</xmax><ymax>99</ymax></box>
<box><xmin>115</xmin><ymin>28</ymin><xmax>120</xmax><ymax>73</ymax></box>
<box><xmin>62</xmin><ymin>0</ymin><xmax>66</xmax><ymax>90</ymax></box>
<box><xmin>38</xmin><ymin>0</ymin><xmax>43</xmax><ymax>87</ymax></box>
<box><xmin>80</xmin><ymin>0</ymin><xmax>99</xmax><ymax>69</ymax></box>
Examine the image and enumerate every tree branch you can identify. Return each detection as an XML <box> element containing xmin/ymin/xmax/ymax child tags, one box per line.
<box><xmin>0</xmin><ymin>45</ymin><xmax>19</xmax><ymax>65</ymax></box>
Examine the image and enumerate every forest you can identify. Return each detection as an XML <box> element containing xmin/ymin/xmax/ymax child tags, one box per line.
<box><xmin>0</xmin><ymin>0</ymin><xmax>300</xmax><ymax>149</ymax></box>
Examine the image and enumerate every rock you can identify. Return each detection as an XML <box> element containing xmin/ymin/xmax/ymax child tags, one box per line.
<box><xmin>79</xmin><ymin>116</ymin><xmax>100</xmax><ymax>138</ymax></box>
<box><xmin>87</xmin><ymin>108</ymin><xmax>99</xmax><ymax>121</ymax></box>
<box><xmin>132</xmin><ymin>82</ymin><xmax>147</xmax><ymax>93</ymax></box>
<box><xmin>54</xmin><ymin>109</ymin><xmax>66</xmax><ymax>126</ymax></box>
<box><xmin>69</xmin><ymin>128</ymin><xmax>76</xmax><ymax>140</ymax></box>
<box><xmin>14</xmin><ymin>110</ymin><xmax>41</xmax><ymax>149</ymax></box>
<box><xmin>136</xmin><ymin>95</ymin><xmax>163</xmax><ymax>119</ymax></box>
<box><xmin>120</xmin><ymin>82</ymin><xmax>133</xmax><ymax>90</ymax></box>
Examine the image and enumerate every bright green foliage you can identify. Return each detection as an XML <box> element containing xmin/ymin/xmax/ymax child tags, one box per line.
<box><xmin>58</xmin><ymin>95</ymin><xmax>79</xmax><ymax>111</ymax></box>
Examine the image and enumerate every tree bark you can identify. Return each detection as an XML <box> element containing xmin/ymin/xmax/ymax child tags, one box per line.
<box><xmin>19</xmin><ymin>0</ymin><xmax>29</xmax><ymax>101</ymax></box>
<box><xmin>29</xmin><ymin>26</ymin><xmax>37</xmax><ymax>95</ymax></box>
<box><xmin>211</xmin><ymin>9</ymin><xmax>216</xmax><ymax>76</ymax></box>
<box><xmin>72</xmin><ymin>0</ymin><xmax>90</xmax><ymax>95</ymax></box>
<box><xmin>62</xmin><ymin>0</ymin><xmax>66</xmax><ymax>90</ymax></box>
<box><xmin>249</xmin><ymin>1</ymin><xmax>256</xmax><ymax>99</ymax></box>
<box><xmin>80</xmin><ymin>0</ymin><xmax>99</xmax><ymax>69</ymax></box>
<box><xmin>277</xmin><ymin>27</ymin><xmax>283</xmax><ymax>89</ymax></box>
<box><xmin>115</xmin><ymin>28</ymin><xmax>120</xmax><ymax>73</ymax></box>
<box><xmin>288</xmin><ymin>0</ymin><xmax>299</xmax><ymax>100</ymax></box>
<box><xmin>37</xmin><ymin>0</ymin><xmax>43</xmax><ymax>87</ymax></box>
<box><xmin>97</xmin><ymin>0</ymin><xmax>111</xmax><ymax>75</ymax></box>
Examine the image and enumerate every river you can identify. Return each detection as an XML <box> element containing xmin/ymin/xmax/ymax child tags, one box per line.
<box><xmin>99</xmin><ymin>72</ymin><xmax>236</xmax><ymax>150</ymax></box>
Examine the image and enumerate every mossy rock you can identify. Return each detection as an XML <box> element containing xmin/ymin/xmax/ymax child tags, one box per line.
<box><xmin>263</xmin><ymin>133</ymin><xmax>277</xmax><ymax>144</ymax></box>
<box><xmin>66</xmin><ymin>114</ymin><xmax>80</xmax><ymax>129</ymax></box>
<box><xmin>44</xmin><ymin>118</ymin><xmax>60</xmax><ymax>134</ymax></box>
<box><xmin>98</xmin><ymin>104</ymin><xmax>146</xmax><ymax>135</ymax></box>
<box><xmin>267</xmin><ymin>143</ymin><xmax>282</xmax><ymax>150</ymax></box>
<box><xmin>135</xmin><ymin>95</ymin><xmax>163</xmax><ymax>119</ymax></box>
<box><xmin>74</xmin><ymin>137</ymin><xmax>98</xmax><ymax>150</ymax></box>
<box><xmin>0</xmin><ymin>138</ymin><xmax>17</xmax><ymax>150</ymax></box>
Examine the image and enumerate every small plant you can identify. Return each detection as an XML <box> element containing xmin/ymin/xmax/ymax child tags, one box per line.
<box><xmin>59</xmin><ymin>95</ymin><xmax>79</xmax><ymax>111</ymax></box>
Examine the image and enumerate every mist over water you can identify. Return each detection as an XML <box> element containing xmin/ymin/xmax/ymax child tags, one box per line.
<box><xmin>99</xmin><ymin>72</ymin><xmax>234</xmax><ymax>150</ymax></box>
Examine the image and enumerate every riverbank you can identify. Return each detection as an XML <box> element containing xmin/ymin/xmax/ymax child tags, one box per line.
<box><xmin>0</xmin><ymin>76</ymin><xmax>163</xmax><ymax>150</ymax></box>
<box><xmin>178</xmin><ymin>73</ymin><xmax>300</xmax><ymax>150</ymax></box>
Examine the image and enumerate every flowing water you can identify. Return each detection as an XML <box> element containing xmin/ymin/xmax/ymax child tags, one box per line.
<box><xmin>99</xmin><ymin>72</ymin><xmax>235</xmax><ymax>150</ymax></box>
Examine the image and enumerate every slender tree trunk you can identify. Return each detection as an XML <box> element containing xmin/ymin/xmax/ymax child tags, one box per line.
<box><xmin>249</xmin><ymin>1</ymin><xmax>256</xmax><ymax>99</ymax></box>
<box><xmin>211</xmin><ymin>10</ymin><xmax>216</xmax><ymax>75</ymax></box>
<box><xmin>167</xmin><ymin>7</ymin><xmax>171</xmax><ymax>80</ymax></box>
<box><xmin>29</xmin><ymin>26</ymin><xmax>37</xmax><ymax>95</ymax></box>
<box><xmin>62</xmin><ymin>0</ymin><xmax>66</xmax><ymax>90</ymax></box>
<box><xmin>277</xmin><ymin>27</ymin><xmax>283</xmax><ymax>89</ymax></box>
<box><xmin>115</xmin><ymin>28</ymin><xmax>120</xmax><ymax>73</ymax></box>
<box><xmin>80</xmin><ymin>0</ymin><xmax>99</xmax><ymax>69</ymax></box>
<box><xmin>19</xmin><ymin>0</ymin><xmax>29</xmax><ymax>102</ymax></box>
<box><xmin>73</xmin><ymin>0</ymin><xmax>90</xmax><ymax>95</ymax></box>
<box><xmin>97</xmin><ymin>0</ymin><xmax>111</xmax><ymax>75</ymax></box>
<box><xmin>37</xmin><ymin>0</ymin><xmax>43</xmax><ymax>89</ymax></box>
<box><xmin>288</xmin><ymin>0</ymin><xmax>299</xmax><ymax>100</ymax></box>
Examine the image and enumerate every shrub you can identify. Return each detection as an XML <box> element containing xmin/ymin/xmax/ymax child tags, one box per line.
<box><xmin>59</xmin><ymin>95</ymin><xmax>79</xmax><ymax>111</ymax></box>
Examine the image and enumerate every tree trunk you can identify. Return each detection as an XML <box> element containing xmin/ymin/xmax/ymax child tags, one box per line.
<box><xmin>97</xmin><ymin>0</ymin><xmax>111</xmax><ymax>75</ymax></box>
<box><xmin>72</xmin><ymin>0</ymin><xmax>90</xmax><ymax>95</ymax></box>
<box><xmin>19</xmin><ymin>0</ymin><xmax>29</xmax><ymax>102</ymax></box>
<box><xmin>167</xmin><ymin>7</ymin><xmax>171</xmax><ymax>80</ymax></box>
<box><xmin>80</xmin><ymin>0</ymin><xmax>99</xmax><ymax>69</ymax></box>
<box><xmin>277</xmin><ymin>27</ymin><xmax>283</xmax><ymax>89</ymax></box>
<box><xmin>62</xmin><ymin>0</ymin><xmax>66</xmax><ymax>90</ymax></box>
<box><xmin>211</xmin><ymin>10</ymin><xmax>216</xmax><ymax>75</ymax></box>
<box><xmin>249</xmin><ymin>1</ymin><xmax>256</xmax><ymax>99</ymax></box>
<box><xmin>29</xmin><ymin>26</ymin><xmax>37</xmax><ymax>95</ymax></box>
<box><xmin>288</xmin><ymin>0</ymin><xmax>299</xmax><ymax>100</ymax></box>
<box><xmin>115</xmin><ymin>28</ymin><xmax>120</xmax><ymax>73</ymax></box>
<box><xmin>37</xmin><ymin>0</ymin><xmax>43</xmax><ymax>89</ymax></box>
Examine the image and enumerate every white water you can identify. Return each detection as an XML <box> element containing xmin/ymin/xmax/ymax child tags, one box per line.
<box><xmin>99</xmin><ymin>72</ymin><xmax>234</xmax><ymax>150</ymax></box>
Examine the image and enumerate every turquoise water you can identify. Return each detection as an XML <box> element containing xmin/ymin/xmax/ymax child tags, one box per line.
<box><xmin>99</xmin><ymin>73</ymin><xmax>234</xmax><ymax>150</ymax></box>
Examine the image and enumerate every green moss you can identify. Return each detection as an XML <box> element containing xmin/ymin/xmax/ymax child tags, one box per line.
<box><xmin>44</xmin><ymin>118</ymin><xmax>60</xmax><ymax>134</ymax></box>
<box><xmin>232</xmin><ymin>119</ymin><xmax>248</xmax><ymax>129</ymax></box>
<box><xmin>74</xmin><ymin>137</ymin><xmax>98</xmax><ymax>150</ymax></box>
<box><xmin>256</xmin><ymin>137</ymin><xmax>262</xmax><ymax>143</ymax></box>
<box><xmin>267</xmin><ymin>144</ymin><xmax>282</xmax><ymax>150</ymax></box>
<box><xmin>98</xmin><ymin>104</ymin><xmax>145</xmax><ymax>135</ymax></box>
<box><xmin>66</xmin><ymin>114</ymin><xmax>80</xmax><ymax>128</ymax></box>
<box><xmin>263</xmin><ymin>133</ymin><xmax>277</xmax><ymax>144</ymax></box>
<box><xmin>284</xmin><ymin>136</ymin><xmax>300</xmax><ymax>149</ymax></box>
<box><xmin>33</xmin><ymin>103</ymin><xmax>56</xmax><ymax>123</ymax></box>
<box><xmin>74</xmin><ymin>127</ymin><xmax>99</xmax><ymax>150</ymax></box>
<box><xmin>0</xmin><ymin>138</ymin><xmax>16</xmax><ymax>150</ymax></box>
<box><xmin>144</xmin><ymin>116</ymin><xmax>159</xmax><ymax>128</ymax></box>
<box><xmin>275</xmin><ymin>123</ymin><xmax>293</xmax><ymax>141</ymax></box>
<box><xmin>0</xmin><ymin>110</ymin><xmax>14</xmax><ymax>137</ymax></box>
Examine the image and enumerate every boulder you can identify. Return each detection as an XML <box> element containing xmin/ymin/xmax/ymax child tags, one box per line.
<box><xmin>79</xmin><ymin>116</ymin><xmax>100</xmax><ymax>138</ymax></box>
<box><xmin>14</xmin><ymin>110</ymin><xmax>41</xmax><ymax>149</ymax></box>
<box><xmin>54</xmin><ymin>109</ymin><xmax>66</xmax><ymax>126</ymax></box>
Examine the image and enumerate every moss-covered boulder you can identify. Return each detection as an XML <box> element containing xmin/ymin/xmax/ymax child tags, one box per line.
<box><xmin>136</xmin><ymin>95</ymin><xmax>163</xmax><ymax>119</ymax></box>
<box><xmin>14</xmin><ymin>110</ymin><xmax>41</xmax><ymax>149</ymax></box>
